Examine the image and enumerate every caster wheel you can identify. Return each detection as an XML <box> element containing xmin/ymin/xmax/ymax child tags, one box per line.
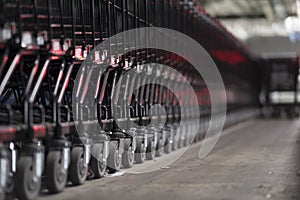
<box><xmin>46</xmin><ymin>151</ymin><xmax>67</xmax><ymax>193</ymax></box>
<box><xmin>5</xmin><ymin>149</ymin><xmax>14</xmax><ymax>198</ymax></box>
<box><xmin>0</xmin><ymin>191</ymin><xmax>4</xmax><ymax>200</ymax></box>
<box><xmin>0</xmin><ymin>175</ymin><xmax>6</xmax><ymax>200</ymax></box>
<box><xmin>164</xmin><ymin>138</ymin><xmax>172</xmax><ymax>154</ymax></box>
<box><xmin>179</xmin><ymin>131</ymin><xmax>186</xmax><ymax>148</ymax></box>
<box><xmin>183</xmin><ymin>137</ymin><xmax>187</xmax><ymax>147</ymax></box>
<box><xmin>177</xmin><ymin>135</ymin><xmax>182</xmax><ymax>149</ymax></box>
<box><xmin>6</xmin><ymin>173</ymin><xmax>14</xmax><ymax>193</ymax></box>
<box><xmin>69</xmin><ymin>147</ymin><xmax>88</xmax><ymax>185</ymax></box>
<box><xmin>146</xmin><ymin>139</ymin><xmax>155</xmax><ymax>160</ymax></box>
<box><xmin>185</xmin><ymin>131</ymin><xmax>191</xmax><ymax>144</ymax></box>
<box><xmin>197</xmin><ymin>133</ymin><xmax>202</xmax><ymax>142</ymax></box>
<box><xmin>122</xmin><ymin>140</ymin><xmax>134</xmax><ymax>169</ymax></box>
<box><xmin>90</xmin><ymin>144</ymin><xmax>106</xmax><ymax>178</ymax></box>
<box><xmin>193</xmin><ymin>134</ymin><xmax>199</xmax><ymax>143</ymax></box>
<box><xmin>172</xmin><ymin>135</ymin><xmax>178</xmax><ymax>151</ymax></box>
<box><xmin>107</xmin><ymin>142</ymin><xmax>122</xmax><ymax>173</ymax></box>
<box><xmin>15</xmin><ymin>156</ymin><xmax>41</xmax><ymax>200</ymax></box>
<box><xmin>134</xmin><ymin>141</ymin><xmax>145</xmax><ymax>164</ymax></box>
<box><xmin>155</xmin><ymin>138</ymin><xmax>164</xmax><ymax>157</ymax></box>
<box><xmin>183</xmin><ymin>135</ymin><xmax>189</xmax><ymax>147</ymax></box>
<box><xmin>5</xmin><ymin>173</ymin><xmax>14</xmax><ymax>199</ymax></box>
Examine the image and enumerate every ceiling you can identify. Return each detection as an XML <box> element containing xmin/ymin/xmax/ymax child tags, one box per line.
<box><xmin>201</xmin><ymin>0</ymin><xmax>298</xmax><ymax>20</ymax></box>
<box><xmin>198</xmin><ymin>0</ymin><xmax>300</xmax><ymax>54</ymax></box>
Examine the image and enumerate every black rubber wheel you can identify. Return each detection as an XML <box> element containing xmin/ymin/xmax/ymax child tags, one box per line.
<box><xmin>184</xmin><ymin>131</ymin><xmax>189</xmax><ymax>146</ymax></box>
<box><xmin>0</xmin><ymin>189</ymin><xmax>5</xmax><ymax>200</ymax></box>
<box><xmin>0</xmin><ymin>176</ymin><xmax>5</xmax><ymax>200</ymax></box>
<box><xmin>183</xmin><ymin>131</ymin><xmax>189</xmax><ymax>147</ymax></box>
<box><xmin>146</xmin><ymin>139</ymin><xmax>155</xmax><ymax>160</ymax></box>
<box><xmin>90</xmin><ymin>144</ymin><xmax>106</xmax><ymax>178</ymax></box>
<box><xmin>6</xmin><ymin>152</ymin><xmax>14</xmax><ymax>195</ymax></box>
<box><xmin>179</xmin><ymin>130</ymin><xmax>186</xmax><ymax>148</ymax></box>
<box><xmin>196</xmin><ymin>133</ymin><xmax>202</xmax><ymax>142</ymax></box>
<box><xmin>164</xmin><ymin>137</ymin><xmax>172</xmax><ymax>154</ymax></box>
<box><xmin>15</xmin><ymin>156</ymin><xmax>41</xmax><ymax>200</ymax></box>
<box><xmin>193</xmin><ymin>134</ymin><xmax>197</xmax><ymax>143</ymax></box>
<box><xmin>172</xmin><ymin>134</ymin><xmax>178</xmax><ymax>151</ymax></box>
<box><xmin>172</xmin><ymin>137</ymin><xmax>178</xmax><ymax>151</ymax></box>
<box><xmin>107</xmin><ymin>142</ymin><xmax>121</xmax><ymax>173</ymax></box>
<box><xmin>69</xmin><ymin>147</ymin><xmax>87</xmax><ymax>185</ymax></box>
<box><xmin>155</xmin><ymin>139</ymin><xmax>164</xmax><ymax>157</ymax></box>
<box><xmin>122</xmin><ymin>140</ymin><xmax>134</xmax><ymax>169</ymax></box>
<box><xmin>46</xmin><ymin>151</ymin><xmax>67</xmax><ymax>193</ymax></box>
<box><xmin>134</xmin><ymin>141</ymin><xmax>145</xmax><ymax>164</ymax></box>
<box><xmin>177</xmin><ymin>134</ymin><xmax>182</xmax><ymax>149</ymax></box>
<box><xmin>6</xmin><ymin>173</ymin><xmax>14</xmax><ymax>195</ymax></box>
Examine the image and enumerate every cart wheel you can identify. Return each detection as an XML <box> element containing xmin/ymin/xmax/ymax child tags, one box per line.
<box><xmin>155</xmin><ymin>139</ymin><xmax>164</xmax><ymax>157</ymax></box>
<box><xmin>107</xmin><ymin>142</ymin><xmax>121</xmax><ymax>173</ymax></box>
<box><xmin>5</xmin><ymin>156</ymin><xmax>14</xmax><ymax>200</ymax></box>
<box><xmin>46</xmin><ymin>151</ymin><xmax>67</xmax><ymax>193</ymax></box>
<box><xmin>184</xmin><ymin>130</ymin><xmax>191</xmax><ymax>147</ymax></box>
<box><xmin>146</xmin><ymin>139</ymin><xmax>155</xmax><ymax>160</ymax></box>
<box><xmin>6</xmin><ymin>153</ymin><xmax>14</xmax><ymax>195</ymax></box>
<box><xmin>172</xmin><ymin>135</ymin><xmax>178</xmax><ymax>151</ymax></box>
<box><xmin>0</xmin><ymin>174</ymin><xmax>6</xmax><ymax>200</ymax></box>
<box><xmin>193</xmin><ymin>133</ymin><xmax>198</xmax><ymax>143</ymax></box>
<box><xmin>183</xmin><ymin>136</ymin><xmax>187</xmax><ymax>147</ymax></box>
<box><xmin>180</xmin><ymin>132</ymin><xmax>187</xmax><ymax>148</ymax></box>
<box><xmin>177</xmin><ymin>134</ymin><xmax>182</xmax><ymax>149</ymax></box>
<box><xmin>6</xmin><ymin>173</ymin><xmax>14</xmax><ymax>195</ymax></box>
<box><xmin>164</xmin><ymin>137</ymin><xmax>172</xmax><ymax>154</ymax></box>
<box><xmin>122</xmin><ymin>140</ymin><xmax>134</xmax><ymax>169</ymax></box>
<box><xmin>69</xmin><ymin>147</ymin><xmax>87</xmax><ymax>185</ymax></box>
<box><xmin>15</xmin><ymin>156</ymin><xmax>41</xmax><ymax>200</ymax></box>
<box><xmin>90</xmin><ymin>144</ymin><xmax>106</xmax><ymax>178</ymax></box>
<box><xmin>0</xmin><ymin>190</ymin><xmax>4</xmax><ymax>200</ymax></box>
<box><xmin>134</xmin><ymin>140</ymin><xmax>145</xmax><ymax>164</ymax></box>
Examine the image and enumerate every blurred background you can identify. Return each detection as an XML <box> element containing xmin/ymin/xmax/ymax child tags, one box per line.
<box><xmin>199</xmin><ymin>0</ymin><xmax>300</xmax><ymax>54</ymax></box>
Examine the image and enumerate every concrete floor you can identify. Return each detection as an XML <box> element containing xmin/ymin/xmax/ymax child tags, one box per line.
<box><xmin>39</xmin><ymin>119</ymin><xmax>300</xmax><ymax>200</ymax></box>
